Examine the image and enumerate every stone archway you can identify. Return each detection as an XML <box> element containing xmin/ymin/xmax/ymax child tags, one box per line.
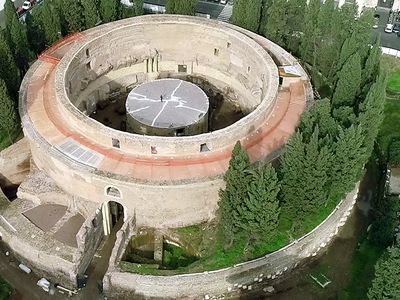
<box><xmin>102</xmin><ymin>201</ymin><xmax>124</xmax><ymax>236</ymax></box>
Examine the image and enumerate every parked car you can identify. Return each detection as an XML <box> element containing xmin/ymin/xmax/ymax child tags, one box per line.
<box><xmin>385</xmin><ymin>23</ymin><xmax>394</xmax><ymax>33</ymax></box>
<box><xmin>220</xmin><ymin>0</ymin><xmax>227</xmax><ymax>4</ymax></box>
<box><xmin>393</xmin><ymin>23</ymin><xmax>400</xmax><ymax>33</ymax></box>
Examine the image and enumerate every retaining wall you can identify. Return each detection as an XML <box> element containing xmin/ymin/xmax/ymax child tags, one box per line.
<box><xmin>103</xmin><ymin>183</ymin><xmax>360</xmax><ymax>299</ymax></box>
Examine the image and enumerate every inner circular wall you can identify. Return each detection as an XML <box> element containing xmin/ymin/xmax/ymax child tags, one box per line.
<box><xmin>55</xmin><ymin>17</ymin><xmax>279</xmax><ymax>155</ymax></box>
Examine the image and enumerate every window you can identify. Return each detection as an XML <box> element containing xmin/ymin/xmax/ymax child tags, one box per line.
<box><xmin>106</xmin><ymin>186</ymin><xmax>121</xmax><ymax>198</ymax></box>
<box><xmin>86</xmin><ymin>48</ymin><xmax>90</xmax><ymax>57</ymax></box>
<box><xmin>227</xmin><ymin>42</ymin><xmax>231</xmax><ymax>48</ymax></box>
<box><xmin>178</xmin><ymin>64</ymin><xmax>187</xmax><ymax>73</ymax></box>
<box><xmin>279</xmin><ymin>76</ymin><xmax>283</xmax><ymax>86</ymax></box>
<box><xmin>86</xmin><ymin>62</ymin><xmax>91</xmax><ymax>70</ymax></box>
<box><xmin>247</xmin><ymin>66</ymin><xmax>251</xmax><ymax>73</ymax></box>
<box><xmin>112</xmin><ymin>138</ymin><xmax>120</xmax><ymax>148</ymax></box>
<box><xmin>214</xmin><ymin>48</ymin><xmax>219</xmax><ymax>56</ymax></box>
<box><xmin>200</xmin><ymin>143</ymin><xmax>210</xmax><ymax>152</ymax></box>
<box><xmin>151</xmin><ymin>146</ymin><xmax>157</xmax><ymax>154</ymax></box>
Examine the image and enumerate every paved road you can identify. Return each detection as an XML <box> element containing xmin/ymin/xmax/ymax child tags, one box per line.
<box><xmin>373</xmin><ymin>7</ymin><xmax>400</xmax><ymax>49</ymax></box>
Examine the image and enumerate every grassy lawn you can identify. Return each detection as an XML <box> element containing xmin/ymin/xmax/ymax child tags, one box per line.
<box><xmin>378</xmin><ymin>56</ymin><xmax>400</xmax><ymax>154</ymax></box>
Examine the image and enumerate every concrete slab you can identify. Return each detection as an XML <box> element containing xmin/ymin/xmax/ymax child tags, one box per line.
<box><xmin>52</xmin><ymin>214</ymin><xmax>85</xmax><ymax>248</ymax></box>
<box><xmin>23</xmin><ymin>204</ymin><xmax>67</xmax><ymax>232</ymax></box>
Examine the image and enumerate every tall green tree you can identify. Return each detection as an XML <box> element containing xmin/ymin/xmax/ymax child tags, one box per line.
<box><xmin>315</xmin><ymin>0</ymin><xmax>335</xmax><ymax>77</ymax></box>
<box><xmin>300</xmin><ymin>0</ymin><xmax>320</xmax><ymax>64</ymax></box>
<box><xmin>358</xmin><ymin>73</ymin><xmax>386</xmax><ymax>160</ymax></box>
<box><xmin>285</xmin><ymin>0</ymin><xmax>306</xmax><ymax>53</ymax></box>
<box><xmin>280</xmin><ymin>128</ymin><xmax>333</xmax><ymax>223</ymax></box>
<box><xmin>0</xmin><ymin>32</ymin><xmax>20</xmax><ymax>99</ymax></box>
<box><xmin>245</xmin><ymin>0</ymin><xmax>262</xmax><ymax>32</ymax></box>
<box><xmin>132</xmin><ymin>0</ymin><xmax>144</xmax><ymax>16</ymax></box>
<box><xmin>0</xmin><ymin>79</ymin><xmax>18</xmax><ymax>144</ymax></box>
<box><xmin>232</xmin><ymin>0</ymin><xmax>247</xmax><ymax>29</ymax></box>
<box><xmin>361</xmin><ymin>38</ymin><xmax>381</xmax><ymax>88</ymax></box>
<box><xmin>36</xmin><ymin>3</ymin><xmax>62</xmax><ymax>46</ymax></box>
<box><xmin>218</xmin><ymin>142</ymin><xmax>251</xmax><ymax>246</ymax></box>
<box><xmin>332</xmin><ymin>53</ymin><xmax>362</xmax><ymax>108</ymax></box>
<box><xmin>4</xmin><ymin>0</ymin><xmax>32</xmax><ymax>73</ymax></box>
<box><xmin>81</xmin><ymin>0</ymin><xmax>100</xmax><ymax>28</ymax></box>
<box><xmin>63</xmin><ymin>0</ymin><xmax>85</xmax><ymax>33</ymax></box>
<box><xmin>100</xmin><ymin>0</ymin><xmax>120</xmax><ymax>23</ymax></box>
<box><xmin>244</xmin><ymin>164</ymin><xmax>280</xmax><ymax>243</ymax></box>
<box><xmin>299</xmin><ymin>98</ymin><xmax>338</xmax><ymax>140</ymax></box>
<box><xmin>330</xmin><ymin>125</ymin><xmax>366</xmax><ymax>197</ymax></box>
<box><xmin>263</xmin><ymin>0</ymin><xmax>288</xmax><ymax>47</ymax></box>
<box><xmin>166</xmin><ymin>0</ymin><xmax>197</xmax><ymax>15</ymax></box>
<box><xmin>26</xmin><ymin>12</ymin><xmax>46</xmax><ymax>55</ymax></box>
<box><xmin>368</xmin><ymin>246</ymin><xmax>400</xmax><ymax>300</ymax></box>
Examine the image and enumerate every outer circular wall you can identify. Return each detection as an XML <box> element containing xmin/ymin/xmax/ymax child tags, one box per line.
<box><xmin>20</xmin><ymin>15</ymin><xmax>310</xmax><ymax>228</ymax></box>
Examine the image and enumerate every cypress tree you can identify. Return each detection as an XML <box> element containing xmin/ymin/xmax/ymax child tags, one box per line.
<box><xmin>63</xmin><ymin>0</ymin><xmax>85</xmax><ymax>33</ymax></box>
<box><xmin>81</xmin><ymin>0</ymin><xmax>100</xmax><ymax>28</ymax></box>
<box><xmin>36</xmin><ymin>3</ymin><xmax>62</xmax><ymax>46</ymax></box>
<box><xmin>361</xmin><ymin>38</ymin><xmax>381</xmax><ymax>88</ymax></box>
<box><xmin>244</xmin><ymin>164</ymin><xmax>280</xmax><ymax>242</ymax></box>
<box><xmin>264</xmin><ymin>0</ymin><xmax>288</xmax><ymax>47</ymax></box>
<box><xmin>299</xmin><ymin>98</ymin><xmax>338</xmax><ymax>140</ymax></box>
<box><xmin>218</xmin><ymin>141</ymin><xmax>251</xmax><ymax>246</ymax></box>
<box><xmin>4</xmin><ymin>0</ymin><xmax>32</xmax><ymax>73</ymax></box>
<box><xmin>358</xmin><ymin>73</ymin><xmax>386</xmax><ymax>160</ymax></box>
<box><xmin>281</xmin><ymin>128</ymin><xmax>332</xmax><ymax>223</ymax></box>
<box><xmin>336</xmin><ymin>34</ymin><xmax>356</xmax><ymax>71</ymax></box>
<box><xmin>232</xmin><ymin>0</ymin><xmax>247</xmax><ymax>29</ymax></box>
<box><xmin>179</xmin><ymin>0</ymin><xmax>197</xmax><ymax>16</ymax></box>
<box><xmin>330</xmin><ymin>125</ymin><xmax>366</xmax><ymax>197</ymax></box>
<box><xmin>165</xmin><ymin>0</ymin><xmax>176</xmax><ymax>14</ymax></box>
<box><xmin>315</xmin><ymin>0</ymin><xmax>335</xmax><ymax>77</ymax></box>
<box><xmin>100</xmin><ymin>0</ymin><xmax>120</xmax><ymax>23</ymax></box>
<box><xmin>3</xmin><ymin>0</ymin><xmax>16</xmax><ymax>46</ymax></box>
<box><xmin>246</xmin><ymin>0</ymin><xmax>262</xmax><ymax>33</ymax></box>
<box><xmin>332</xmin><ymin>53</ymin><xmax>362</xmax><ymax>108</ymax></box>
<box><xmin>332</xmin><ymin>105</ymin><xmax>357</xmax><ymax>128</ymax></box>
<box><xmin>133</xmin><ymin>0</ymin><xmax>144</xmax><ymax>16</ymax></box>
<box><xmin>300</xmin><ymin>0</ymin><xmax>320</xmax><ymax>64</ymax></box>
<box><xmin>0</xmin><ymin>79</ymin><xmax>18</xmax><ymax>145</ymax></box>
<box><xmin>26</xmin><ymin>12</ymin><xmax>46</xmax><ymax>56</ymax></box>
<box><xmin>368</xmin><ymin>246</ymin><xmax>400</xmax><ymax>300</ymax></box>
<box><xmin>0</xmin><ymin>32</ymin><xmax>20</xmax><ymax>99</ymax></box>
<box><xmin>285</xmin><ymin>0</ymin><xmax>306</xmax><ymax>53</ymax></box>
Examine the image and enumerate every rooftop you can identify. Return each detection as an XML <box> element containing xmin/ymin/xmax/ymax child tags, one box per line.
<box><xmin>126</xmin><ymin>79</ymin><xmax>209</xmax><ymax>129</ymax></box>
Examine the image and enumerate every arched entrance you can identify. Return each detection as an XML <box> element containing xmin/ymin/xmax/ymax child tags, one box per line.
<box><xmin>102</xmin><ymin>201</ymin><xmax>124</xmax><ymax>236</ymax></box>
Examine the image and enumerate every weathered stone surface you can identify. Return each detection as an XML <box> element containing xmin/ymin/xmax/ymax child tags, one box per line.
<box><xmin>0</xmin><ymin>137</ymin><xmax>30</xmax><ymax>187</ymax></box>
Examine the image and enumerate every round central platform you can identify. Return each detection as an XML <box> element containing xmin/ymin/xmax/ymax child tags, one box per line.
<box><xmin>125</xmin><ymin>79</ymin><xmax>209</xmax><ymax>136</ymax></box>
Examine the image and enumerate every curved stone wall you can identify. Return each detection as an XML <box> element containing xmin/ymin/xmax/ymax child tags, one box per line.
<box><xmin>55</xmin><ymin>16</ymin><xmax>279</xmax><ymax>155</ymax></box>
<box><xmin>19</xmin><ymin>15</ymin><xmax>310</xmax><ymax>228</ymax></box>
<box><xmin>104</xmin><ymin>184</ymin><xmax>360</xmax><ymax>299</ymax></box>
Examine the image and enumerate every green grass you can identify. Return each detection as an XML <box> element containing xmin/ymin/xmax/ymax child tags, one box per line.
<box><xmin>386</xmin><ymin>71</ymin><xmax>400</xmax><ymax>94</ymax></box>
<box><xmin>378</xmin><ymin>97</ymin><xmax>400</xmax><ymax>155</ymax></box>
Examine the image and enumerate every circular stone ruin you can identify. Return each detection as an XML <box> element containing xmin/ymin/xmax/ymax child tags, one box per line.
<box><xmin>20</xmin><ymin>14</ymin><xmax>310</xmax><ymax>229</ymax></box>
<box><xmin>125</xmin><ymin>79</ymin><xmax>209</xmax><ymax>136</ymax></box>
<box><xmin>15</xmin><ymin>14</ymin><xmax>313</xmax><ymax>296</ymax></box>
